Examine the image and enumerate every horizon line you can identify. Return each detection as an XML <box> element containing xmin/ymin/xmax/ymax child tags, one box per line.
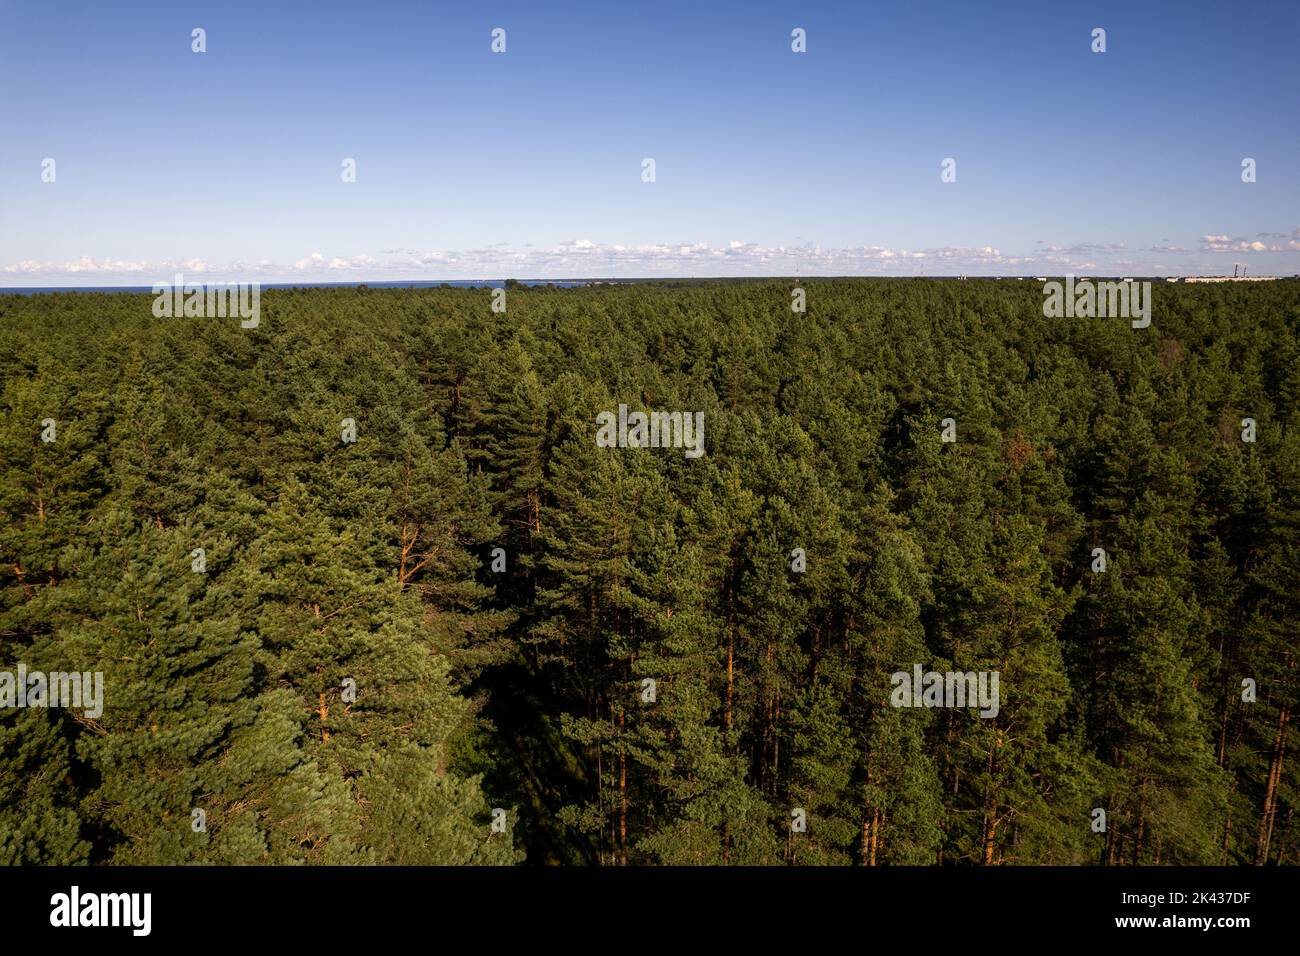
<box><xmin>4</xmin><ymin>274</ymin><xmax>1297</xmax><ymax>293</ymax></box>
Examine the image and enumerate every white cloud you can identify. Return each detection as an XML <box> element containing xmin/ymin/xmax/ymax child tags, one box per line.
<box><xmin>1200</xmin><ymin>234</ymin><xmax>1283</xmax><ymax>253</ymax></box>
<box><xmin>6</xmin><ymin>228</ymin><xmax>1298</xmax><ymax>284</ymax></box>
<box><xmin>326</xmin><ymin>254</ymin><xmax>376</xmax><ymax>270</ymax></box>
<box><xmin>3</xmin><ymin>256</ymin><xmax>152</xmax><ymax>275</ymax></box>
<box><xmin>1036</xmin><ymin>242</ymin><xmax>1126</xmax><ymax>255</ymax></box>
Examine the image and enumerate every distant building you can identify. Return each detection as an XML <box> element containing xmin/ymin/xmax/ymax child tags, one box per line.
<box><xmin>1182</xmin><ymin>275</ymin><xmax>1281</xmax><ymax>283</ymax></box>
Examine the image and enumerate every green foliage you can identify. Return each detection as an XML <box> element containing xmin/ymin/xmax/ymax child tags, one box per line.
<box><xmin>1</xmin><ymin>278</ymin><xmax>1297</xmax><ymax>865</ymax></box>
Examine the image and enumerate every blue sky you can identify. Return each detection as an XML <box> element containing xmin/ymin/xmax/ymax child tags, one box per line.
<box><xmin>1</xmin><ymin>0</ymin><xmax>1297</xmax><ymax>283</ymax></box>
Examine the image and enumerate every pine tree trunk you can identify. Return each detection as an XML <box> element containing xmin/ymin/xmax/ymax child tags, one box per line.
<box><xmin>946</xmin><ymin>711</ymin><xmax>959</xmax><ymax>795</ymax></box>
<box><xmin>1217</xmin><ymin>698</ymin><xmax>1229</xmax><ymax>766</ymax></box>
<box><xmin>1255</xmin><ymin>705</ymin><xmax>1290</xmax><ymax>865</ymax></box>
<box><xmin>398</xmin><ymin>520</ymin><xmax>412</xmax><ymax>585</ymax></box>
<box><xmin>619</xmin><ymin>703</ymin><xmax>628</xmax><ymax>865</ymax></box>
<box><xmin>982</xmin><ymin>812</ymin><xmax>997</xmax><ymax>865</ymax></box>
<box><xmin>981</xmin><ymin>733</ymin><xmax>999</xmax><ymax>864</ymax></box>
<box><xmin>763</xmin><ymin>639</ymin><xmax>775</xmax><ymax>791</ymax></box>
<box><xmin>772</xmin><ymin>691</ymin><xmax>781</xmax><ymax>796</ymax></box>
<box><xmin>596</xmin><ymin>734</ymin><xmax>604</xmax><ymax>866</ymax></box>
<box><xmin>318</xmin><ymin>691</ymin><xmax>329</xmax><ymax>743</ymax></box>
